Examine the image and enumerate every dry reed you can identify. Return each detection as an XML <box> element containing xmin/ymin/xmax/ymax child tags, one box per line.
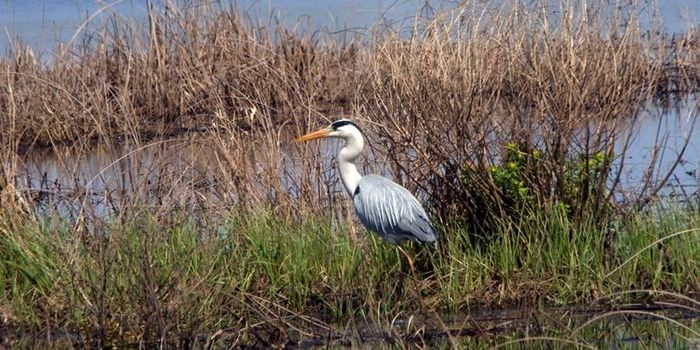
<box><xmin>1</xmin><ymin>0</ymin><xmax>699</xmax><ymax>347</ymax></box>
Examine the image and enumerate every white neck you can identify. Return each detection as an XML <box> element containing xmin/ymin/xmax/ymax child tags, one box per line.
<box><xmin>338</xmin><ymin>130</ymin><xmax>364</xmax><ymax>197</ymax></box>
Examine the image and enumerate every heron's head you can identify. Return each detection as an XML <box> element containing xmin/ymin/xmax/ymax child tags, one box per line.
<box><xmin>296</xmin><ymin>119</ymin><xmax>363</xmax><ymax>143</ymax></box>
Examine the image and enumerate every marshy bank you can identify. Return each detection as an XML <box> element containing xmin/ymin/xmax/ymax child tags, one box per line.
<box><xmin>1</xmin><ymin>0</ymin><xmax>700</xmax><ymax>348</ymax></box>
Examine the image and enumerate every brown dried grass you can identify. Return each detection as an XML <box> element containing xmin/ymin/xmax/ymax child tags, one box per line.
<box><xmin>358</xmin><ymin>2</ymin><xmax>700</xmax><ymax>227</ymax></box>
<box><xmin>0</xmin><ymin>1</ymin><xmax>698</xmax><ymax>225</ymax></box>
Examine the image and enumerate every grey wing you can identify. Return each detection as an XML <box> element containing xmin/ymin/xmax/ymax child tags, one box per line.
<box><xmin>352</xmin><ymin>175</ymin><xmax>436</xmax><ymax>243</ymax></box>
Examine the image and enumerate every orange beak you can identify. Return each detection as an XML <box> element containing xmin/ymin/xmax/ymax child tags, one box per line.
<box><xmin>296</xmin><ymin>127</ymin><xmax>331</xmax><ymax>142</ymax></box>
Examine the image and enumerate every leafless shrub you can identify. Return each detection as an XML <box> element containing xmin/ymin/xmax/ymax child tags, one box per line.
<box><xmin>358</xmin><ymin>1</ymin><xmax>699</xmax><ymax>229</ymax></box>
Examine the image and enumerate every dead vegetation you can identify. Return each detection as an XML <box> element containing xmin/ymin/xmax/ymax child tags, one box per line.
<box><xmin>1</xmin><ymin>1</ymin><xmax>697</xmax><ymax>222</ymax></box>
<box><xmin>0</xmin><ymin>1</ymin><xmax>699</xmax><ymax>347</ymax></box>
<box><xmin>358</xmin><ymin>2</ymin><xmax>699</xmax><ymax>228</ymax></box>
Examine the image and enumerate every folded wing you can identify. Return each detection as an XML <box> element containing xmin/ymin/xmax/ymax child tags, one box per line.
<box><xmin>352</xmin><ymin>175</ymin><xmax>436</xmax><ymax>243</ymax></box>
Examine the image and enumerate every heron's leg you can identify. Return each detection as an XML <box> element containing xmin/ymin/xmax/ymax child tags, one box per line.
<box><xmin>396</xmin><ymin>245</ymin><xmax>416</xmax><ymax>276</ymax></box>
<box><xmin>350</xmin><ymin>221</ymin><xmax>358</xmax><ymax>243</ymax></box>
<box><xmin>397</xmin><ymin>245</ymin><xmax>434</xmax><ymax>338</ymax></box>
<box><xmin>396</xmin><ymin>246</ymin><xmax>456</xmax><ymax>348</ymax></box>
<box><xmin>346</xmin><ymin>208</ymin><xmax>362</xmax><ymax>245</ymax></box>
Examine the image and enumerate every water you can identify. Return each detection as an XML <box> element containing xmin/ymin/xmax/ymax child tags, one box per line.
<box><xmin>13</xmin><ymin>139</ymin><xmax>223</xmax><ymax>219</ymax></box>
<box><xmin>0</xmin><ymin>0</ymin><xmax>423</xmax><ymax>54</ymax></box>
<box><xmin>305</xmin><ymin>304</ymin><xmax>700</xmax><ymax>348</ymax></box>
<box><xmin>616</xmin><ymin>99</ymin><xmax>700</xmax><ymax>205</ymax></box>
<box><xmin>1</xmin><ymin>0</ymin><xmax>145</xmax><ymax>54</ymax></box>
<box><xmin>8</xmin><ymin>303</ymin><xmax>699</xmax><ymax>347</ymax></box>
<box><xmin>11</xmin><ymin>133</ymin><xmax>376</xmax><ymax>220</ymax></box>
<box><xmin>2</xmin><ymin>0</ymin><xmax>699</xmax><ymax>54</ymax></box>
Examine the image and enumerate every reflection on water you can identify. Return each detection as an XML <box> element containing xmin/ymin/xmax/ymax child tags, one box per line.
<box><xmin>616</xmin><ymin>99</ymin><xmax>700</xmax><ymax>205</ymax></box>
<box><xmin>11</xmin><ymin>100</ymin><xmax>699</xmax><ymax>220</ymax></box>
<box><xmin>12</xmin><ymin>135</ymin><xmax>367</xmax><ymax>220</ymax></box>
<box><xmin>14</xmin><ymin>138</ymin><xmax>223</xmax><ymax>219</ymax></box>
<box><xmin>9</xmin><ymin>301</ymin><xmax>698</xmax><ymax>347</ymax></box>
<box><xmin>281</xmin><ymin>303</ymin><xmax>700</xmax><ymax>348</ymax></box>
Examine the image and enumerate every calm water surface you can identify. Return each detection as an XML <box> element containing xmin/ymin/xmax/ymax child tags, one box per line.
<box><xmin>2</xmin><ymin>0</ymin><xmax>699</xmax><ymax>53</ymax></box>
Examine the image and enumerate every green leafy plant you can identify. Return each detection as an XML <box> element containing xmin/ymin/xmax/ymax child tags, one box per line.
<box><xmin>488</xmin><ymin>143</ymin><xmax>539</xmax><ymax>209</ymax></box>
<box><xmin>463</xmin><ymin>142</ymin><xmax>612</xmax><ymax>226</ymax></box>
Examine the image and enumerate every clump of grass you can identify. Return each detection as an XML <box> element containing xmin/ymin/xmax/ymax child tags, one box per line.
<box><xmin>0</xmin><ymin>207</ymin><xmax>408</xmax><ymax>347</ymax></box>
<box><xmin>1</xmin><ymin>204</ymin><xmax>698</xmax><ymax>347</ymax></box>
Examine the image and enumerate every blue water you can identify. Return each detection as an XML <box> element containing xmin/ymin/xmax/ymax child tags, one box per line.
<box><xmin>2</xmin><ymin>0</ymin><xmax>699</xmax><ymax>56</ymax></box>
<box><xmin>0</xmin><ymin>0</ymin><xmax>422</xmax><ymax>54</ymax></box>
<box><xmin>1</xmin><ymin>0</ymin><xmax>144</xmax><ymax>53</ymax></box>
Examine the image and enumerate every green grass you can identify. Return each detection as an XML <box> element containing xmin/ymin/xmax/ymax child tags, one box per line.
<box><xmin>1</xmin><ymin>205</ymin><xmax>698</xmax><ymax>347</ymax></box>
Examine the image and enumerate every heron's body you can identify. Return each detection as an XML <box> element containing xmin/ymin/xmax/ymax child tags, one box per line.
<box><xmin>353</xmin><ymin>175</ymin><xmax>435</xmax><ymax>243</ymax></box>
<box><xmin>297</xmin><ymin>119</ymin><xmax>436</xmax><ymax>244</ymax></box>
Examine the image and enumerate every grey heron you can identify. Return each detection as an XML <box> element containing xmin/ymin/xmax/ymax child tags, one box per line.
<box><xmin>297</xmin><ymin>119</ymin><xmax>437</xmax><ymax>244</ymax></box>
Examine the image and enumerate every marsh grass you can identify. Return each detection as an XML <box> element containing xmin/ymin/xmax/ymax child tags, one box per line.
<box><xmin>1</xmin><ymin>0</ymin><xmax>700</xmax><ymax>347</ymax></box>
<box><xmin>1</xmin><ymin>203</ymin><xmax>698</xmax><ymax>347</ymax></box>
